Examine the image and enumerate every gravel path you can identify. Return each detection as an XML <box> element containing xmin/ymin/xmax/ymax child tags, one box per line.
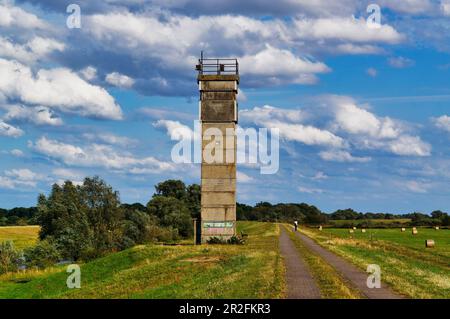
<box><xmin>294</xmin><ymin>231</ymin><xmax>404</xmax><ymax>299</ymax></box>
<box><xmin>279</xmin><ymin>228</ymin><xmax>321</xmax><ymax>299</ymax></box>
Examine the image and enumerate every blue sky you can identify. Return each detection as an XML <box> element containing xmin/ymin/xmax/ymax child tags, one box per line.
<box><xmin>0</xmin><ymin>0</ymin><xmax>449</xmax><ymax>214</ymax></box>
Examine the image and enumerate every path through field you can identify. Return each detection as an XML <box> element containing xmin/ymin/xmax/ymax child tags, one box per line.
<box><xmin>280</xmin><ymin>226</ymin><xmax>404</xmax><ymax>299</ymax></box>
<box><xmin>279</xmin><ymin>228</ymin><xmax>321</xmax><ymax>299</ymax></box>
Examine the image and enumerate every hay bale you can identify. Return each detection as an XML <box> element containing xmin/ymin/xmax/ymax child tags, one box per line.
<box><xmin>425</xmin><ymin>240</ymin><xmax>435</xmax><ymax>248</ymax></box>
<box><xmin>349</xmin><ymin>229</ymin><xmax>354</xmax><ymax>234</ymax></box>
<box><xmin>319</xmin><ymin>226</ymin><xmax>323</xmax><ymax>231</ymax></box>
<box><xmin>435</xmin><ymin>226</ymin><xmax>440</xmax><ymax>230</ymax></box>
<box><xmin>401</xmin><ymin>228</ymin><xmax>406</xmax><ymax>232</ymax></box>
<box><xmin>361</xmin><ymin>229</ymin><xmax>366</xmax><ymax>233</ymax></box>
<box><xmin>353</xmin><ymin>226</ymin><xmax>357</xmax><ymax>230</ymax></box>
<box><xmin>412</xmin><ymin>229</ymin><xmax>418</xmax><ymax>235</ymax></box>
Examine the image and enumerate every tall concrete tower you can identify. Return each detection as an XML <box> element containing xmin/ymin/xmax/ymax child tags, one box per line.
<box><xmin>196</xmin><ymin>55</ymin><xmax>239</xmax><ymax>243</ymax></box>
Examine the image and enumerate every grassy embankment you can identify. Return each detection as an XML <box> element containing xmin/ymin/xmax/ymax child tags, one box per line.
<box><xmin>301</xmin><ymin>227</ymin><xmax>450</xmax><ymax>299</ymax></box>
<box><xmin>0</xmin><ymin>226</ymin><xmax>40</xmax><ymax>250</ymax></box>
<box><xmin>0</xmin><ymin>221</ymin><xmax>285</xmax><ymax>299</ymax></box>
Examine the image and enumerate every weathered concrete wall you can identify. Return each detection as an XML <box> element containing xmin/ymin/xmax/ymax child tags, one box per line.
<box><xmin>199</xmin><ymin>74</ymin><xmax>239</xmax><ymax>243</ymax></box>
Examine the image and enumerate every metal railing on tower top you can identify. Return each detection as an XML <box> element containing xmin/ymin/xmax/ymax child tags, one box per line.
<box><xmin>196</xmin><ymin>53</ymin><xmax>239</xmax><ymax>75</ymax></box>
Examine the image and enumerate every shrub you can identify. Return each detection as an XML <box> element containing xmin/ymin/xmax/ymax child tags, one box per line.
<box><xmin>207</xmin><ymin>237</ymin><xmax>226</xmax><ymax>244</ymax></box>
<box><xmin>227</xmin><ymin>235</ymin><xmax>246</xmax><ymax>245</ymax></box>
<box><xmin>23</xmin><ymin>240</ymin><xmax>61</xmax><ymax>269</ymax></box>
<box><xmin>0</xmin><ymin>241</ymin><xmax>21</xmax><ymax>274</ymax></box>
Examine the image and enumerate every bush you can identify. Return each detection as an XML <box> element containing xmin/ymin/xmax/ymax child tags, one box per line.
<box><xmin>23</xmin><ymin>240</ymin><xmax>61</xmax><ymax>269</ymax></box>
<box><xmin>206</xmin><ymin>237</ymin><xmax>226</xmax><ymax>244</ymax></box>
<box><xmin>0</xmin><ymin>241</ymin><xmax>21</xmax><ymax>274</ymax></box>
<box><xmin>227</xmin><ymin>235</ymin><xmax>246</xmax><ymax>245</ymax></box>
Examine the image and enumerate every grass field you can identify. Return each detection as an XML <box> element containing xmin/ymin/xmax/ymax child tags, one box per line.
<box><xmin>0</xmin><ymin>221</ymin><xmax>285</xmax><ymax>299</ymax></box>
<box><xmin>329</xmin><ymin>219</ymin><xmax>411</xmax><ymax>227</ymax></box>
<box><xmin>0</xmin><ymin>226</ymin><xmax>40</xmax><ymax>250</ymax></box>
<box><xmin>302</xmin><ymin>227</ymin><xmax>450</xmax><ymax>299</ymax></box>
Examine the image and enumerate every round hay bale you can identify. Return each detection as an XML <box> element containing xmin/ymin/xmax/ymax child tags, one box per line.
<box><xmin>401</xmin><ymin>228</ymin><xmax>406</xmax><ymax>232</ymax></box>
<box><xmin>361</xmin><ymin>229</ymin><xmax>366</xmax><ymax>233</ymax></box>
<box><xmin>425</xmin><ymin>240</ymin><xmax>435</xmax><ymax>248</ymax></box>
<box><xmin>319</xmin><ymin>226</ymin><xmax>323</xmax><ymax>231</ymax></box>
<box><xmin>412</xmin><ymin>229</ymin><xmax>418</xmax><ymax>235</ymax></box>
<box><xmin>353</xmin><ymin>226</ymin><xmax>357</xmax><ymax>230</ymax></box>
<box><xmin>349</xmin><ymin>229</ymin><xmax>354</xmax><ymax>234</ymax></box>
<box><xmin>435</xmin><ymin>226</ymin><xmax>440</xmax><ymax>230</ymax></box>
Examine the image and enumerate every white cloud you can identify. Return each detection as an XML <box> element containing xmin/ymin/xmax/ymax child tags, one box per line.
<box><xmin>366</xmin><ymin>67</ymin><xmax>378</xmax><ymax>77</ymax></box>
<box><xmin>82</xmin><ymin>132</ymin><xmax>138</xmax><ymax>147</ymax></box>
<box><xmin>2</xmin><ymin>105</ymin><xmax>63</xmax><ymax>126</ymax></box>
<box><xmin>388</xmin><ymin>135</ymin><xmax>432</xmax><ymax>156</ymax></box>
<box><xmin>80</xmin><ymin>66</ymin><xmax>97</xmax><ymax>81</ymax></box>
<box><xmin>326</xmin><ymin>95</ymin><xmax>431</xmax><ymax>157</ymax></box>
<box><xmin>237</xmin><ymin>171</ymin><xmax>253</xmax><ymax>183</ymax></box>
<box><xmin>1</xmin><ymin>168</ymin><xmax>46</xmax><ymax>188</ymax></box>
<box><xmin>403</xmin><ymin>180</ymin><xmax>430</xmax><ymax>193</ymax></box>
<box><xmin>0</xmin><ymin>36</ymin><xmax>65</xmax><ymax>64</ymax></box>
<box><xmin>313</xmin><ymin>171</ymin><xmax>328</xmax><ymax>180</ymax></box>
<box><xmin>239</xmin><ymin>44</ymin><xmax>330</xmax><ymax>85</ymax></box>
<box><xmin>30</xmin><ymin>137</ymin><xmax>176</xmax><ymax>174</ymax></box>
<box><xmin>0</xmin><ymin>3</ymin><xmax>48</xmax><ymax>29</ymax></box>
<box><xmin>336</xmin><ymin>43</ymin><xmax>384</xmax><ymax>55</ymax></box>
<box><xmin>293</xmin><ymin>17</ymin><xmax>404</xmax><ymax>44</ymax></box>
<box><xmin>388</xmin><ymin>56</ymin><xmax>415</xmax><ymax>68</ymax></box>
<box><xmin>442</xmin><ymin>0</ymin><xmax>450</xmax><ymax>15</ymax></box>
<box><xmin>105</xmin><ymin>72</ymin><xmax>135</xmax><ymax>88</ymax></box>
<box><xmin>0</xmin><ymin>58</ymin><xmax>123</xmax><ymax>120</ymax></box>
<box><xmin>298</xmin><ymin>186</ymin><xmax>324</xmax><ymax>194</ymax></box>
<box><xmin>434</xmin><ymin>115</ymin><xmax>450</xmax><ymax>132</ymax></box>
<box><xmin>240</xmin><ymin>105</ymin><xmax>345</xmax><ymax>148</ymax></box>
<box><xmin>10</xmin><ymin>149</ymin><xmax>24</xmax><ymax>157</ymax></box>
<box><xmin>153</xmin><ymin>119</ymin><xmax>196</xmax><ymax>141</ymax></box>
<box><xmin>319</xmin><ymin>150</ymin><xmax>371</xmax><ymax>163</ymax></box>
<box><xmin>0</xmin><ymin>120</ymin><xmax>23</xmax><ymax>137</ymax></box>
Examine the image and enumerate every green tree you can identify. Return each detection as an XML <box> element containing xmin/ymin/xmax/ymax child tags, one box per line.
<box><xmin>147</xmin><ymin>196</ymin><xmax>193</xmax><ymax>237</ymax></box>
<box><xmin>155</xmin><ymin>180</ymin><xmax>187</xmax><ymax>201</ymax></box>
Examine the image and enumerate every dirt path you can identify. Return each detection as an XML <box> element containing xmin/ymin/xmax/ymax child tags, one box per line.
<box><xmin>279</xmin><ymin>228</ymin><xmax>321</xmax><ymax>299</ymax></box>
<box><xmin>295</xmin><ymin>231</ymin><xmax>404</xmax><ymax>299</ymax></box>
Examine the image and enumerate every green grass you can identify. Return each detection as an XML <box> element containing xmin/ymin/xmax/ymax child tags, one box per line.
<box><xmin>329</xmin><ymin>219</ymin><xmax>411</xmax><ymax>227</ymax></box>
<box><xmin>0</xmin><ymin>226</ymin><xmax>40</xmax><ymax>250</ymax></box>
<box><xmin>0</xmin><ymin>221</ymin><xmax>285</xmax><ymax>299</ymax></box>
<box><xmin>302</xmin><ymin>227</ymin><xmax>450</xmax><ymax>299</ymax></box>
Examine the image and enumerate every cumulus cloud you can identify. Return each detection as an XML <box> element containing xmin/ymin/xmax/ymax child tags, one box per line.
<box><xmin>0</xmin><ymin>168</ymin><xmax>47</xmax><ymax>188</ymax></box>
<box><xmin>30</xmin><ymin>136</ymin><xmax>176</xmax><ymax>174</ymax></box>
<box><xmin>403</xmin><ymin>180</ymin><xmax>430</xmax><ymax>193</ymax></box>
<box><xmin>2</xmin><ymin>105</ymin><xmax>63</xmax><ymax>126</ymax></box>
<box><xmin>10</xmin><ymin>149</ymin><xmax>24</xmax><ymax>157</ymax></box>
<box><xmin>239</xmin><ymin>45</ymin><xmax>330</xmax><ymax>85</ymax></box>
<box><xmin>325</xmin><ymin>95</ymin><xmax>431</xmax><ymax>157</ymax></box>
<box><xmin>105</xmin><ymin>72</ymin><xmax>135</xmax><ymax>88</ymax></box>
<box><xmin>336</xmin><ymin>43</ymin><xmax>385</xmax><ymax>55</ymax></box>
<box><xmin>434</xmin><ymin>115</ymin><xmax>450</xmax><ymax>132</ymax></box>
<box><xmin>153</xmin><ymin>119</ymin><xmax>196</xmax><ymax>141</ymax></box>
<box><xmin>293</xmin><ymin>17</ymin><xmax>404</xmax><ymax>44</ymax></box>
<box><xmin>0</xmin><ymin>2</ymin><xmax>48</xmax><ymax>29</ymax></box>
<box><xmin>80</xmin><ymin>66</ymin><xmax>97</xmax><ymax>81</ymax></box>
<box><xmin>379</xmin><ymin>0</ymin><xmax>434</xmax><ymax>14</ymax></box>
<box><xmin>442</xmin><ymin>0</ymin><xmax>450</xmax><ymax>15</ymax></box>
<box><xmin>237</xmin><ymin>171</ymin><xmax>253</xmax><ymax>183</ymax></box>
<box><xmin>0</xmin><ymin>36</ymin><xmax>65</xmax><ymax>64</ymax></box>
<box><xmin>0</xmin><ymin>120</ymin><xmax>23</xmax><ymax>137</ymax></box>
<box><xmin>0</xmin><ymin>58</ymin><xmax>123</xmax><ymax>120</ymax></box>
<box><xmin>240</xmin><ymin>105</ymin><xmax>345</xmax><ymax>148</ymax></box>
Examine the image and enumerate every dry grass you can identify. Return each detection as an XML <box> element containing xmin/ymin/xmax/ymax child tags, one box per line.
<box><xmin>0</xmin><ymin>226</ymin><xmax>40</xmax><ymax>249</ymax></box>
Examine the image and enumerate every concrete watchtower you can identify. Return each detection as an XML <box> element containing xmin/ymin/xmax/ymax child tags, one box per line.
<box><xmin>196</xmin><ymin>54</ymin><xmax>239</xmax><ymax>243</ymax></box>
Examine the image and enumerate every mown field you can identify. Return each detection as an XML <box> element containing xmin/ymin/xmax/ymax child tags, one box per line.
<box><xmin>0</xmin><ymin>226</ymin><xmax>39</xmax><ymax>250</ymax></box>
<box><xmin>0</xmin><ymin>222</ymin><xmax>285</xmax><ymax>299</ymax></box>
<box><xmin>302</xmin><ymin>227</ymin><xmax>450</xmax><ymax>299</ymax></box>
<box><xmin>329</xmin><ymin>219</ymin><xmax>411</xmax><ymax>227</ymax></box>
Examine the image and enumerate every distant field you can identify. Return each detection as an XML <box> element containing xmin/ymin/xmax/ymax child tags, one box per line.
<box><xmin>0</xmin><ymin>222</ymin><xmax>285</xmax><ymax>299</ymax></box>
<box><xmin>0</xmin><ymin>226</ymin><xmax>40</xmax><ymax>250</ymax></box>
<box><xmin>329</xmin><ymin>219</ymin><xmax>411</xmax><ymax>227</ymax></box>
<box><xmin>302</xmin><ymin>227</ymin><xmax>450</xmax><ymax>298</ymax></box>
